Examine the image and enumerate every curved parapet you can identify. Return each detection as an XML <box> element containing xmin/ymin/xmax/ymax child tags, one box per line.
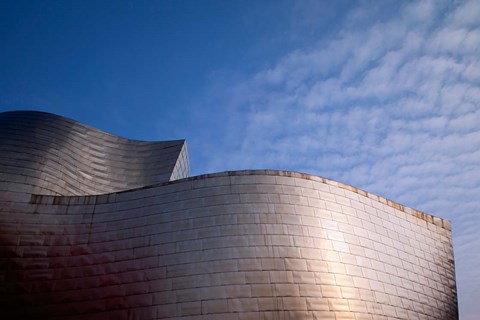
<box><xmin>0</xmin><ymin>170</ymin><xmax>457</xmax><ymax>319</ymax></box>
<box><xmin>0</xmin><ymin>111</ymin><xmax>189</xmax><ymax>196</ymax></box>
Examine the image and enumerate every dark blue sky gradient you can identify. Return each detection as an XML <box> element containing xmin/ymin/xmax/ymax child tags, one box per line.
<box><xmin>0</xmin><ymin>0</ymin><xmax>352</xmax><ymax>142</ymax></box>
<box><xmin>2</xmin><ymin>1</ymin><xmax>254</xmax><ymax>137</ymax></box>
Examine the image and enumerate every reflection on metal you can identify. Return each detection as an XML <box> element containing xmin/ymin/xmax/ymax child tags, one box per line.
<box><xmin>0</xmin><ymin>111</ymin><xmax>457</xmax><ymax>319</ymax></box>
<box><xmin>0</xmin><ymin>111</ymin><xmax>188</xmax><ymax>196</ymax></box>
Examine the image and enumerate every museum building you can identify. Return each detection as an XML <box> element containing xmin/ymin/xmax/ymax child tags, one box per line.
<box><xmin>0</xmin><ymin>111</ymin><xmax>457</xmax><ymax>319</ymax></box>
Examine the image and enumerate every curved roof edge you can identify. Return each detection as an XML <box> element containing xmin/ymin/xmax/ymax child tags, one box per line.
<box><xmin>3</xmin><ymin>110</ymin><xmax>182</xmax><ymax>144</ymax></box>
<box><xmin>31</xmin><ymin>169</ymin><xmax>451</xmax><ymax>231</ymax></box>
<box><xmin>0</xmin><ymin>110</ymin><xmax>189</xmax><ymax>195</ymax></box>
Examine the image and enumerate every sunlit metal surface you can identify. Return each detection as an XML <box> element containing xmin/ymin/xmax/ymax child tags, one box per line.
<box><xmin>0</xmin><ymin>111</ymin><xmax>457</xmax><ymax>319</ymax></box>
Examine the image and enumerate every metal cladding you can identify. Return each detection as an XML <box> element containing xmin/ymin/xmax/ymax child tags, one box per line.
<box><xmin>0</xmin><ymin>111</ymin><xmax>189</xmax><ymax>196</ymax></box>
<box><xmin>0</xmin><ymin>111</ymin><xmax>457</xmax><ymax>319</ymax></box>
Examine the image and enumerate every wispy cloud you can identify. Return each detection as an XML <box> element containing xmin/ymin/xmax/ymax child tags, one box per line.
<box><xmin>191</xmin><ymin>0</ymin><xmax>480</xmax><ymax>318</ymax></box>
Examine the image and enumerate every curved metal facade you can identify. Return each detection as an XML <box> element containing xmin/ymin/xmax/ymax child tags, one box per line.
<box><xmin>0</xmin><ymin>111</ymin><xmax>189</xmax><ymax>196</ymax></box>
<box><xmin>0</xmin><ymin>111</ymin><xmax>457</xmax><ymax>319</ymax></box>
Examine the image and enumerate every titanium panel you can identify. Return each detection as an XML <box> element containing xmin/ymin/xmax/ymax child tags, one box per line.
<box><xmin>0</xmin><ymin>111</ymin><xmax>457</xmax><ymax>319</ymax></box>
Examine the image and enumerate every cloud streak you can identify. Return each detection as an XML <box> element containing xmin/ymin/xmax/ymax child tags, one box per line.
<box><xmin>191</xmin><ymin>1</ymin><xmax>480</xmax><ymax>318</ymax></box>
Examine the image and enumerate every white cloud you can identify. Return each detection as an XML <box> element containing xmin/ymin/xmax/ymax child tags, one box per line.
<box><xmin>195</xmin><ymin>0</ymin><xmax>479</xmax><ymax>318</ymax></box>
<box><xmin>449</xmin><ymin>0</ymin><xmax>480</xmax><ymax>28</ymax></box>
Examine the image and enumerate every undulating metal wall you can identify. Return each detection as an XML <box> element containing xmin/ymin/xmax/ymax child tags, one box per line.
<box><xmin>0</xmin><ymin>112</ymin><xmax>457</xmax><ymax>319</ymax></box>
<box><xmin>0</xmin><ymin>111</ymin><xmax>189</xmax><ymax>196</ymax></box>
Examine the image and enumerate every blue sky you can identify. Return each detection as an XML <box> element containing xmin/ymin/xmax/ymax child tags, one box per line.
<box><xmin>1</xmin><ymin>0</ymin><xmax>479</xmax><ymax>318</ymax></box>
